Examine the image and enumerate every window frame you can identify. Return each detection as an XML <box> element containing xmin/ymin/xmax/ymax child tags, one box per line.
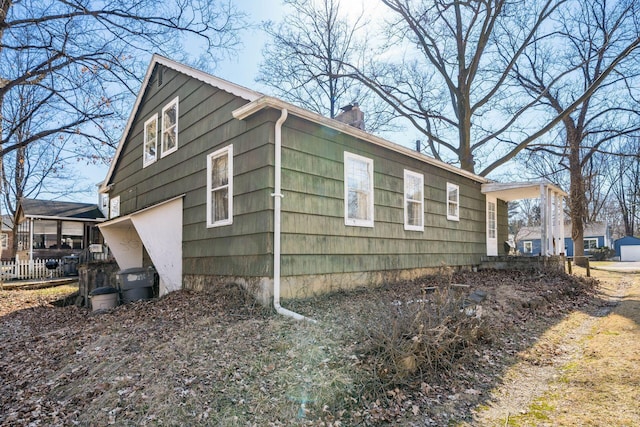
<box><xmin>1</xmin><ymin>233</ymin><xmax>8</xmax><ymax>250</ymax></box>
<box><xmin>584</xmin><ymin>238</ymin><xmax>598</xmax><ymax>251</ymax></box>
<box><xmin>487</xmin><ymin>200</ymin><xmax>497</xmax><ymax>239</ymax></box>
<box><xmin>161</xmin><ymin>96</ymin><xmax>179</xmax><ymax>158</ymax></box>
<box><xmin>446</xmin><ymin>182</ymin><xmax>460</xmax><ymax>221</ymax></box>
<box><xmin>143</xmin><ymin>113</ymin><xmax>158</xmax><ymax>167</ymax></box>
<box><xmin>403</xmin><ymin>169</ymin><xmax>424</xmax><ymax>231</ymax></box>
<box><xmin>110</xmin><ymin>195</ymin><xmax>120</xmax><ymax>219</ymax></box>
<box><xmin>344</xmin><ymin>151</ymin><xmax>374</xmax><ymax>228</ymax></box>
<box><xmin>523</xmin><ymin>241</ymin><xmax>533</xmax><ymax>254</ymax></box>
<box><xmin>206</xmin><ymin>145</ymin><xmax>233</xmax><ymax>228</ymax></box>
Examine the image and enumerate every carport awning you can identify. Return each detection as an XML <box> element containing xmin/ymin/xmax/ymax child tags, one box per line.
<box><xmin>98</xmin><ymin>196</ymin><xmax>183</xmax><ymax>296</ymax></box>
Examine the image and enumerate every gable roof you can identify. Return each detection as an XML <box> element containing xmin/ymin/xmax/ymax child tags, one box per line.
<box><xmin>18</xmin><ymin>199</ymin><xmax>105</xmax><ymax>221</ymax></box>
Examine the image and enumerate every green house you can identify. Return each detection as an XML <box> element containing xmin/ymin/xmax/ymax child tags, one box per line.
<box><xmin>99</xmin><ymin>55</ymin><xmax>527</xmax><ymax>306</ymax></box>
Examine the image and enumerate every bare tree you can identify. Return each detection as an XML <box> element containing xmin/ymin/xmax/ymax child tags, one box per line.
<box><xmin>610</xmin><ymin>138</ymin><xmax>640</xmax><ymax>237</ymax></box>
<box><xmin>328</xmin><ymin>0</ymin><xmax>639</xmax><ymax>175</ymax></box>
<box><xmin>0</xmin><ymin>0</ymin><xmax>246</xmax><ymax>259</ymax></box>
<box><xmin>511</xmin><ymin>0</ymin><xmax>640</xmax><ymax>260</ymax></box>
<box><xmin>257</xmin><ymin>0</ymin><xmax>396</xmax><ymax>132</ymax></box>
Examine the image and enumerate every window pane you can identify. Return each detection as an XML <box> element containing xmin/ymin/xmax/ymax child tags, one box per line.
<box><xmin>347</xmin><ymin>159</ymin><xmax>369</xmax><ymax>192</ymax></box>
<box><xmin>407</xmin><ymin>200</ymin><xmax>422</xmax><ymax>226</ymax></box>
<box><xmin>448</xmin><ymin>202</ymin><xmax>458</xmax><ymax>217</ymax></box>
<box><xmin>163</xmin><ymin>105</ymin><xmax>176</xmax><ymax>127</ymax></box>
<box><xmin>348</xmin><ymin>190</ymin><xmax>369</xmax><ymax>220</ymax></box>
<box><xmin>146</xmin><ymin>120</ymin><xmax>156</xmax><ymax>141</ymax></box>
<box><xmin>211</xmin><ymin>155</ymin><xmax>229</xmax><ymax>188</ymax></box>
<box><xmin>164</xmin><ymin>127</ymin><xmax>177</xmax><ymax>151</ymax></box>
<box><xmin>448</xmin><ymin>187</ymin><xmax>458</xmax><ymax>202</ymax></box>
<box><xmin>212</xmin><ymin>189</ymin><xmax>229</xmax><ymax>222</ymax></box>
<box><xmin>405</xmin><ymin>175</ymin><xmax>421</xmax><ymax>201</ymax></box>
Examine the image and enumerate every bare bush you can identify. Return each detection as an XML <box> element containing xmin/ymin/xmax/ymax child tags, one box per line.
<box><xmin>358</xmin><ymin>284</ymin><xmax>490</xmax><ymax>391</ymax></box>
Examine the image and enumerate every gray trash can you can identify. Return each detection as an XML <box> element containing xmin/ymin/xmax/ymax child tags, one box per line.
<box><xmin>117</xmin><ymin>267</ymin><xmax>154</xmax><ymax>303</ymax></box>
<box><xmin>62</xmin><ymin>255</ymin><xmax>79</xmax><ymax>276</ymax></box>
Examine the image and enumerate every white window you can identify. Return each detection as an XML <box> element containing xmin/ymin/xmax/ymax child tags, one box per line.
<box><xmin>143</xmin><ymin>113</ymin><xmax>158</xmax><ymax>167</ymax></box>
<box><xmin>344</xmin><ymin>152</ymin><xmax>374</xmax><ymax>227</ymax></box>
<box><xmin>161</xmin><ymin>97</ymin><xmax>179</xmax><ymax>157</ymax></box>
<box><xmin>1</xmin><ymin>233</ymin><xmax>8</xmax><ymax>249</ymax></box>
<box><xmin>523</xmin><ymin>241</ymin><xmax>533</xmax><ymax>254</ymax></box>
<box><xmin>584</xmin><ymin>238</ymin><xmax>598</xmax><ymax>251</ymax></box>
<box><xmin>99</xmin><ymin>193</ymin><xmax>109</xmax><ymax>216</ymax></box>
<box><xmin>207</xmin><ymin>145</ymin><xmax>233</xmax><ymax>227</ymax></box>
<box><xmin>487</xmin><ymin>201</ymin><xmax>496</xmax><ymax>239</ymax></box>
<box><xmin>404</xmin><ymin>169</ymin><xmax>424</xmax><ymax>231</ymax></box>
<box><xmin>110</xmin><ymin>196</ymin><xmax>120</xmax><ymax>219</ymax></box>
<box><xmin>447</xmin><ymin>183</ymin><xmax>459</xmax><ymax>221</ymax></box>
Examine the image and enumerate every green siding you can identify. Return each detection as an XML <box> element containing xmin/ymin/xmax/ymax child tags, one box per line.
<box><xmin>108</xmin><ymin>63</ymin><xmax>505</xmax><ymax>284</ymax></box>
<box><xmin>279</xmin><ymin>115</ymin><xmax>488</xmax><ymax>276</ymax></box>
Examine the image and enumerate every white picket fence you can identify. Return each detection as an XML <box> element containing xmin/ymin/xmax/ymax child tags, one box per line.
<box><xmin>0</xmin><ymin>258</ymin><xmax>65</xmax><ymax>281</ymax></box>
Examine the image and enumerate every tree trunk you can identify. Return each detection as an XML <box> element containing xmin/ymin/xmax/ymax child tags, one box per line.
<box><xmin>567</xmin><ymin>127</ymin><xmax>586</xmax><ymax>266</ymax></box>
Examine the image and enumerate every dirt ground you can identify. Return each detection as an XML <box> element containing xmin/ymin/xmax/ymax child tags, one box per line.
<box><xmin>1</xmin><ymin>267</ymin><xmax>638</xmax><ymax>426</ymax></box>
<box><xmin>467</xmin><ymin>267</ymin><xmax>640</xmax><ymax>426</ymax></box>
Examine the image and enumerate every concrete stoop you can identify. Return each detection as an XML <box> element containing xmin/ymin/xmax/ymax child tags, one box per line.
<box><xmin>479</xmin><ymin>255</ymin><xmax>565</xmax><ymax>272</ymax></box>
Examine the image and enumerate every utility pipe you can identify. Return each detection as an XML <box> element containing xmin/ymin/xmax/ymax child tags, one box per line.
<box><xmin>272</xmin><ymin>108</ymin><xmax>315</xmax><ymax>323</ymax></box>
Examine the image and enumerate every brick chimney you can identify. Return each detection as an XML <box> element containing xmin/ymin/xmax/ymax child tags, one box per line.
<box><xmin>334</xmin><ymin>102</ymin><xmax>365</xmax><ymax>130</ymax></box>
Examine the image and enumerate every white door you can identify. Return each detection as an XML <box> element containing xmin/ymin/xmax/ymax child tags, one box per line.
<box><xmin>621</xmin><ymin>245</ymin><xmax>640</xmax><ymax>261</ymax></box>
<box><xmin>486</xmin><ymin>196</ymin><xmax>498</xmax><ymax>256</ymax></box>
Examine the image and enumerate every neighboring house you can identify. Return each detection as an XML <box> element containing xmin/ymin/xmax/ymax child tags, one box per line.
<box><xmin>614</xmin><ymin>236</ymin><xmax>640</xmax><ymax>261</ymax></box>
<box><xmin>1</xmin><ymin>215</ymin><xmax>14</xmax><ymax>260</ymax></box>
<box><xmin>97</xmin><ymin>55</ymin><xmax>566</xmax><ymax>305</ymax></box>
<box><xmin>15</xmin><ymin>199</ymin><xmax>106</xmax><ymax>261</ymax></box>
<box><xmin>516</xmin><ymin>222</ymin><xmax>612</xmax><ymax>257</ymax></box>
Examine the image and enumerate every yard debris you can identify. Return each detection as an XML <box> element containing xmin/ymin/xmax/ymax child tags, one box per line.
<box><xmin>1</xmin><ymin>270</ymin><xmax>598</xmax><ymax>426</ymax></box>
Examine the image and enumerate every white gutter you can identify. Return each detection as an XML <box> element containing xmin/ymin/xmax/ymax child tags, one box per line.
<box><xmin>272</xmin><ymin>108</ymin><xmax>315</xmax><ymax>323</ymax></box>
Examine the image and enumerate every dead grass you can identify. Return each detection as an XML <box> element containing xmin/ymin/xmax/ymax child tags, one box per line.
<box><xmin>470</xmin><ymin>267</ymin><xmax>640</xmax><ymax>426</ymax></box>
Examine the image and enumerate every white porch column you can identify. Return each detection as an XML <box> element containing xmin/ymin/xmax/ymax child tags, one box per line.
<box><xmin>540</xmin><ymin>183</ymin><xmax>547</xmax><ymax>255</ymax></box>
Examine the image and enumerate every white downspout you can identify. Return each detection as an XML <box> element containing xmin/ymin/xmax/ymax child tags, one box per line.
<box><xmin>272</xmin><ymin>108</ymin><xmax>315</xmax><ymax>323</ymax></box>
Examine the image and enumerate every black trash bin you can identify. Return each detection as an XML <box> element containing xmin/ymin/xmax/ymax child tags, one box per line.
<box><xmin>62</xmin><ymin>255</ymin><xmax>79</xmax><ymax>276</ymax></box>
<box><xmin>117</xmin><ymin>267</ymin><xmax>154</xmax><ymax>303</ymax></box>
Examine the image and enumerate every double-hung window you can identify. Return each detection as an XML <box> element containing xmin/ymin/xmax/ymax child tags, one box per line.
<box><xmin>207</xmin><ymin>145</ymin><xmax>233</xmax><ymax>227</ymax></box>
<box><xmin>344</xmin><ymin>152</ymin><xmax>374</xmax><ymax>227</ymax></box>
<box><xmin>447</xmin><ymin>183</ymin><xmax>459</xmax><ymax>221</ymax></box>
<box><xmin>143</xmin><ymin>114</ymin><xmax>158</xmax><ymax>167</ymax></box>
<box><xmin>161</xmin><ymin>97</ymin><xmax>179</xmax><ymax>157</ymax></box>
<box><xmin>523</xmin><ymin>241</ymin><xmax>533</xmax><ymax>254</ymax></box>
<box><xmin>404</xmin><ymin>169</ymin><xmax>424</xmax><ymax>231</ymax></box>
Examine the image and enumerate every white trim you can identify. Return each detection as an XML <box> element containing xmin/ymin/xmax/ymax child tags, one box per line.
<box><xmin>446</xmin><ymin>182</ymin><xmax>460</xmax><ymax>221</ymax></box>
<box><xmin>344</xmin><ymin>151</ymin><xmax>374</xmax><ymax>228</ymax></box>
<box><xmin>403</xmin><ymin>169</ymin><xmax>424</xmax><ymax>231</ymax></box>
<box><xmin>206</xmin><ymin>145</ymin><xmax>233</xmax><ymax>227</ymax></box>
<box><xmin>1</xmin><ymin>233</ymin><xmax>8</xmax><ymax>250</ymax></box>
<box><xmin>161</xmin><ymin>96</ymin><xmax>179</xmax><ymax>157</ymax></box>
<box><xmin>143</xmin><ymin>113</ymin><xmax>158</xmax><ymax>167</ymax></box>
